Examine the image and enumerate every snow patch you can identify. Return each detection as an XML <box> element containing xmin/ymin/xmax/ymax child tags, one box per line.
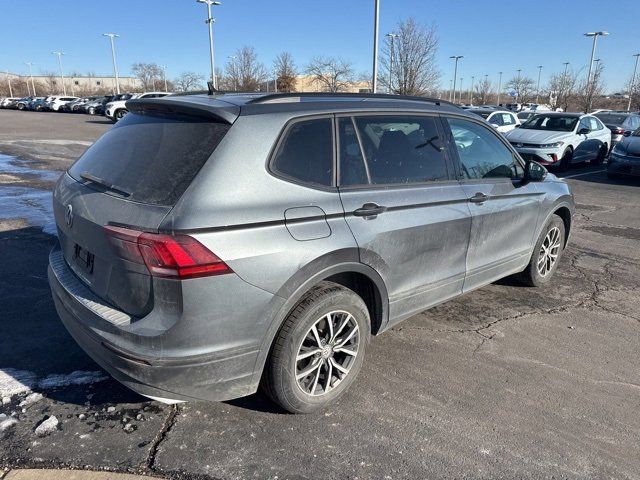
<box><xmin>34</xmin><ymin>416</ymin><xmax>59</xmax><ymax>437</ymax></box>
<box><xmin>19</xmin><ymin>392</ymin><xmax>43</xmax><ymax>407</ymax></box>
<box><xmin>0</xmin><ymin>368</ymin><xmax>108</xmax><ymax>399</ymax></box>
<box><xmin>1</xmin><ymin>417</ymin><xmax>18</xmax><ymax>434</ymax></box>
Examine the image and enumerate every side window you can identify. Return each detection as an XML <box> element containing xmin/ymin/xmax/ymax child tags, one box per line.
<box><xmin>446</xmin><ymin>117</ymin><xmax>522</xmax><ymax>180</ymax></box>
<box><xmin>338</xmin><ymin>118</ymin><xmax>369</xmax><ymax>186</ymax></box>
<box><xmin>502</xmin><ymin>113</ymin><xmax>515</xmax><ymax>125</ymax></box>
<box><xmin>489</xmin><ymin>113</ymin><xmax>503</xmax><ymax>126</ymax></box>
<box><xmin>348</xmin><ymin>115</ymin><xmax>449</xmax><ymax>185</ymax></box>
<box><xmin>588</xmin><ymin>117</ymin><xmax>601</xmax><ymax>131</ymax></box>
<box><xmin>578</xmin><ymin>118</ymin><xmax>591</xmax><ymax>132</ymax></box>
<box><xmin>630</xmin><ymin>116</ymin><xmax>640</xmax><ymax>129</ymax></box>
<box><xmin>271</xmin><ymin>118</ymin><xmax>333</xmax><ymax>187</ymax></box>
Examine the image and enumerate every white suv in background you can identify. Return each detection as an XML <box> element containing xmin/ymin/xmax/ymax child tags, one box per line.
<box><xmin>469</xmin><ymin>108</ymin><xmax>520</xmax><ymax>134</ymax></box>
<box><xmin>46</xmin><ymin>96</ymin><xmax>79</xmax><ymax>111</ymax></box>
<box><xmin>105</xmin><ymin>92</ymin><xmax>171</xmax><ymax>122</ymax></box>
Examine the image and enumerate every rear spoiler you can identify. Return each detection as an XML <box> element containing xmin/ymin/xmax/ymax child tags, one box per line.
<box><xmin>126</xmin><ymin>96</ymin><xmax>240</xmax><ymax>124</ymax></box>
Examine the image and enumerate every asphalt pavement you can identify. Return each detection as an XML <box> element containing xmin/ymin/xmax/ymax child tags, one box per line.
<box><xmin>0</xmin><ymin>110</ymin><xmax>639</xmax><ymax>480</ymax></box>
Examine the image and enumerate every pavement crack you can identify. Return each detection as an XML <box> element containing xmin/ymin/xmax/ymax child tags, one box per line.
<box><xmin>144</xmin><ymin>403</ymin><xmax>179</xmax><ymax>472</ymax></box>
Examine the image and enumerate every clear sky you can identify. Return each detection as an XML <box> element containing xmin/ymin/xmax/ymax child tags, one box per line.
<box><xmin>1</xmin><ymin>0</ymin><xmax>639</xmax><ymax>92</ymax></box>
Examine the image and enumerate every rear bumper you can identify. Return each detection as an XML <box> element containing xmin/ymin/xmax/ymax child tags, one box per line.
<box><xmin>48</xmin><ymin>246</ymin><xmax>275</xmax><ymax>402</ymax></box>
<box><xmin>607</xmin><ymin>155</ymin><xmax>640</xmax><ymax>176</ymax></box>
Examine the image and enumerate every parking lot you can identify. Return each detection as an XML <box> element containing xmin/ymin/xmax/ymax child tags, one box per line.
<box><xmin>1</xmin><ymin>109</ymin><xmax>639</xmax><ymax>479</ymax></box>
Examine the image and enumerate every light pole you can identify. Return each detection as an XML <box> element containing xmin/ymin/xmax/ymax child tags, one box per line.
<box><xmin>450</xmin><ymin>55</ymin><xmax>463</xmax><ymax>103</ymax></box>
<box><xmin>535</xmin><ymin>65</ymin><xmax>543</xmax><ymax>104</ymax></box>
<box><xmin>497</xmin><ymin>71</ymin><xmax>503</xmax><ymax>105</ymax></box>
<box><xmin>25</xmin><ymin>62</ymin><xmax>36</xmax><ymax>96</ymax></box>
<box><xmin>563</xmin><ymin>62</ymin><xmax>570</xmax><ymax>76</ymax></box>
<box><xmin>52</xmin><ymin>51</ymin><xmax>66</xmax><ymax>95</ymax></box>
<box><xmin>515</xmin><ymin>69</ymin><xmax>522</xmax><ymax>103</ymax></box>
<box><xmin>627</xmin><ymin>54</ymin><xmax>640</xmax><ymax>111</ymax></box>
<box><xmin>5</xmin><ymin>71</ymin><xmax>13</xmax><ymax>97</ymax></box>
<box><xmin>459</xmin><ymin>78</ymin><xmax>464</xmax><ymax>103</ymax></box>
<box><xmin>161</xmin><ymin>65</ymin><xmax>168</xmax><ymax>92</ymax></box>
<box><xmin>197</xmin><ymin>0</ymin><xmax>222</xmax><ymax>90</ymax></box>
<box><xmin>102</xmin><ymin>33</ymin><xmax>121</xmax><ymax>94</ymax></box>
<box><xmin>372</xmin><ymin>0</ymin><xmax>380</xmax><ymax>93</ymax></box>
<box><xmin>385</xmin><ymin>33</ymin><xmax>399</xmax><ymax>94</ymax></box>
<box><xmin>584</xmin><ymin>31</ymin><xmax>609</xmax><ymax>111</ymax></box>
<box><xmin>469</xmin><ymin>76</ymin><xmax>474</xmax><ymax>104</ymax></box>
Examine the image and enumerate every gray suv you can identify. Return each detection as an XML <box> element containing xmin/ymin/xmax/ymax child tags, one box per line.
<box><xmin>48</xmin><ymin>92</ymin><xmax>574</xmax><ymax>413</ymax></box>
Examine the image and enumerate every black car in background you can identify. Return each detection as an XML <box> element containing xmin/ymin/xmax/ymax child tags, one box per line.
<box><xmin>608</xmin><ymin>127</ymin><xmax>640</xmax><ymax>179</ymax></box>
<box><xmin>594</xmin><ymin>112</ymin><xmax>640</xmax><ymax>149</ymax></box>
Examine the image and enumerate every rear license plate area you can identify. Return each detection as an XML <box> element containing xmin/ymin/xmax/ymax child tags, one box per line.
<box><xmin>74</xmin><ymin>244</ymin><xmax>95</xmax><ymax>275</ymax></box>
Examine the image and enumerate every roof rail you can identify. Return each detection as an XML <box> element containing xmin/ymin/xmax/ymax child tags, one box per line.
<box><xmin>246</xmin><ymin>92</ymin><xmax>454</xmax><ymax>106</ymax></box>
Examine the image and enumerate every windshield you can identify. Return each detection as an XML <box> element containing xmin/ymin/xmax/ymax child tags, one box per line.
<box><xmin>595</xmin><ymin>113</ymin><xmax>630</xmax><ymax>125</ymax></box>
<box><xmin>520</xmin><ymin>115</ymin><xmax>578</xmax><ymax>132</ymax></box>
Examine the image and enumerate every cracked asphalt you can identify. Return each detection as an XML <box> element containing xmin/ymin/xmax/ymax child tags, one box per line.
<box><xmin>1</xmin><ymin>110</ymin><xmax>639</xmax><ymax>479</ymax></box>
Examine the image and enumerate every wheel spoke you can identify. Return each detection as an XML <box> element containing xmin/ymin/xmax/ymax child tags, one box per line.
<box><xmin>326</xmin><ymin>313</ymin><xmax>334</xmax><ymax>341</ymax></box>
<box><xmin>311</xmin><ymin>325</ymin><xmax>323</xmax><ymax>348</ymax></box>
<box><xmin>310</xmin><ymin>361</ymin><xmax>322</xmax><ymax>394</ymax></box>
<box><xmin>296</xmin><ymin>358</ymin><xmax>321</xmax><ymax>380</ymax></box>
<box><xmin>330</xmin><ymin>357</ymin><xmax>349</xmax><ymax>376</ymax></box>
<box><xmin>297</xmin><ymin>348</ymin><xmax>322</xmax><ymax>361</ymax></box>
<box><xmin>336</xmin><ymin>323</ymin><xmax>359</xmax><ymax>348</ymax></box>
<box><xmin>332</xmin><ymin>314</ymin><xmax>352</xmax><ymax>342</ymax></box>
<box><xmin>335</xmin><ymin>346</ymin><xmax>357</xmax><ymax>356</ymax></box>
<box><xmin>324</xmin><ymin>358</ymin><xmax>333</xmax><ymax>393</ymax></box>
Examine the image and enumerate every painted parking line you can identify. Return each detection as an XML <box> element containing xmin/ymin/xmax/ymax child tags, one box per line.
<box><xmin>562</xmin><ymin>169</ymin><xmax>606</xmax><ymax>179</ymax></box>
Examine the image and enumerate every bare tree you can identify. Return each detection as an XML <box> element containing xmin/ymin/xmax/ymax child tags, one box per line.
<box><xmin>131</xmin><ymin>62</ymin><xmax>163</xmax><ymax>91</ymax></box>
<box><xmin>379</xmin><ymin>18</ymin><xmax>440</xmax><ymax>96</ymax></box>
<box><xmin>305</xmin><ymin>56</ymin><xmax>355</xmax><ymax>92</ymax></box>
<box><xmin>506</xmin><ymin>75</ymin><xmax>536</xmax><ymax>103</ymax></box>
<box><xmin>575</xmin><ymin>63</ymin><xmax>606</xmax><ymax>113</ymax></box>
<box><xmin>173</xmin><ymin>72</ymin><xmax>205</xmax><ymax>92</ymax></box>
<box><xmin>546</xmin><ymin>68</ymin><xmax>579</xmax><ymax>111</ymax></box>
<box><xmin>472</xmin><ymin>78</ymin><xmax>492</xmax><ymax>105</ymax></box>
<box><xmin>274</xmin><ymin>52</ymin><xmax>297</xmax><ymax>92</ymax></box>
<box><xmin>224</xmin><ymin>46</ymin><xmax>268</xmax><ymax>92</ymax></box>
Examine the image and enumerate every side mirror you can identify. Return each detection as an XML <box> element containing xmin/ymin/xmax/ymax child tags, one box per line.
<box><xmin>623</xmin><ymin>131</ymin><xmax>632</xmax><ymax>137</ymax></box>
<box><xmin>515</xmin><ymin>124</ymin><xmax>521</xmax><ymax>128</ymax></box>
<box><xmin>577</xmin><ymin>127</ymin><xmax>590</xmax><ymax>135</ymax></box>
<box><xmin>524</xmin><ymin>160</ymin><xmax>547</xmax><ymax>183</ymax></box>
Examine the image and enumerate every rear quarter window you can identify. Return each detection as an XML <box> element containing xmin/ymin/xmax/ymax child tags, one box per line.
<box><xmin>68</xmin><ymin>111</ymin><xmax>230</xmax><ymax>206</ymax></box>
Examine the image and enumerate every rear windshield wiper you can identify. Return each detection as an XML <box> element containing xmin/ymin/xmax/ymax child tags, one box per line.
<box><xmin>80</xmin><ymin>172</ymin><xmax>131</xmax><ymax>197</ymax></box>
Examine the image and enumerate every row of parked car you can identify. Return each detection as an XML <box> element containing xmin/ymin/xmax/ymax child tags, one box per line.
<box><xmin>0</xmin><ymin>92</ymin><xmax>171</xmax><ymax>122</ymax></box>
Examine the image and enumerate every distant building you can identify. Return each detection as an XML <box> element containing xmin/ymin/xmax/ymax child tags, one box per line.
<box><xmin>1</xmin><ymin>71</ymin><xmax>142</xmax><ymax>96</ymax></box>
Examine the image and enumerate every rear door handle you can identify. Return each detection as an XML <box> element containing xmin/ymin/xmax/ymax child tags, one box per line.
<box><xmin>469</xmin><ymin>192</ymin><xmax>489</xmax><ymax>204</ymax></box>
<box><xmin>353</xmin><ymin>203</ymin><xmax>387</xmax><ymax>218</ymax></box>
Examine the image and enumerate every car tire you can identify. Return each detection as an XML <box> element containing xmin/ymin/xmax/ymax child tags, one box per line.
<box><xmin>114</xmin><ymin>109</ymin><xmax>127</xmax><ymax>122</ymax></box>
<box><xmin>559</xmin><ymin>147</ymin><xmax>573</xmax><ymax>171</ymax></box>
<box><xmin>517</xmin><ymin>215</ymin><xmax>566</xmax><ymax>287</ymax></box>
<box><xmin>17</xmin><ymin>103</ymin><xmax>25</xmax><ymax>110</ymax></box>
<box><xmin>88</xmin><ymin>107</ymin><xmax>95</xmax><ymax>115</ymax></box>
<box><xmin>262</xmin><ymin>281</ymin><xmax>370</xmax><ymax>414</ymax></box>
<box><xmin>594</xmin><ymin>143</ymin><xmax>607</xmax><ymax>164</ymax></box>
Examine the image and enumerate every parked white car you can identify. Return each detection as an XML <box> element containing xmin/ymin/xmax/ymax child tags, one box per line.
<box><xmin>46</xmin><ymin>95</ymin><xmax>79</xmax><ymax>111</ymax></box>
<box><xmin>469</xmin><ymin>108</ymin><xmax>520</xmax><ymax>133</ymax></box>
<box><xmin>105</xmin><ymin>92</ymin><xmax>171</xmax><ymax>122</ymax></box>
<box><xmin>505</xmin><ymin>112</ymin><xmax>611</xmax><ymax>170</ymax></box>
<box><xmin>0</xmin><ymin>97</ymin><xmax>20</xmax><ymax>108</ymax></box>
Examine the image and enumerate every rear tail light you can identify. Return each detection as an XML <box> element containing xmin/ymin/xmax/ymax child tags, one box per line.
<box><xmin>612</xmin><ymin>129</ymin><xmax>625</xmax><ymax>135</ymax></box>
<box><xmin>104</xmin><ymin>225</ymin><xmax>232</xmax><ymax>279</ymax></box>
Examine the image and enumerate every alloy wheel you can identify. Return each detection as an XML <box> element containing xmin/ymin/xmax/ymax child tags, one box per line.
<box><xmin>295</xmin><ymin>310</ymin><xmax>360</xmax><ymax>397</ymax></box>
<box><xmin>537</xmin><ymin>226</ymin><xmax>561</xmax><ymax>276</ymax></box>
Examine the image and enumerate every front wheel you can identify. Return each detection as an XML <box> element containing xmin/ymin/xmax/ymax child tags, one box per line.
<box><xmin>517</xmin><ymin>215</ymin><xmax>566</xmax><ymax>287</ymax></box>
<box><xmin>88</xmin><ymin>107</ymin><xmax>95</xmax><ymax>115</ymax></box>
<box><xmin>559</xmin><ymin>147</ymin><xmax>573</xmax><ymax>171</ymax></box>
<box><xmin>594</xmin><ymin>143</ymin><xmax>608</xmax><ymax>164</ymax></box>
<box><xmin>114</xmin><ymin>109</ymin><xmax>127</xmax><ymax>122</ymax></box>
<box><xmin>262</xmin><ymin>281</ymin><xmax>370</xmax><ymax>413</ymax></box>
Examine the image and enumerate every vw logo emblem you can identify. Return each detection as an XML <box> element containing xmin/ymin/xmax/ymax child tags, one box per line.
<box><xmin>65</xmin><ymin>204</ymin><xmax>74</xmax><ymax>228</ymax></box>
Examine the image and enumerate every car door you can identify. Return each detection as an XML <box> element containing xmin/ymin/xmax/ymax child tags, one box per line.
<box><xmin>337</xmin><ymin>114</ymin><xmax>472</xmax><ymax>325</ymax></box>
<box><xmin>443</xmin><ymin>115</ymin><xmax>544</xmax><ymax>291</ymax></box>
<box><xmin>588</xmin><ymin>116</ymin><xmax>610</xmax><ymax>152</ymax></box>
<box><xmin>573</xmin><ymin>117</ymin><xmax>595</xmax><ymax>162</ymax></box>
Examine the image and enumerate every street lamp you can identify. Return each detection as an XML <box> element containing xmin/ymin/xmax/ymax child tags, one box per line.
<box><xmin>535</xmin><ymin>65</ymin><xmax>543</xmax><ymax>104</ymax></box>
<box><xmin>197</xmin><ymin>0</ymin><xmax>222</xmax><ymax>90</ymax></box>
<box><xmin>102</xmin><ymin>33</ymin><xmax>121</xmax><ymax>94</ymax></box>
<box><xmin>51</xmin><ymin>51</ymin><xmax>66</xmax><ymax>95</ymax></box>
<box><xmin>469</xmin><ymin>75</ymin><xmax>475</xmax><ymax>104</ymax></box>
<box><xmin>497</xmin><ymin>71</ymin><xmax>503</xmax><ymax>105</ymax></box>
<box><xmin>459</xmin><ymin>77</ymin><xmax>464</xmax><ymax>103</ymax></box>
<box><xmin>25</xmin><ymin>62</ymin><xmax>36</xmax><ymax>96</ymax></box>
<box><xmin>385</xmin><ymin>33</ymin><xmax>399</xmax><ymax>94</ymax></box>
<box><xmin>450</xmin><ymin>55</ymin><xmax>463</xmax><ymax>103</ymax></box>
<box><xmin>584</xmin><ymin>31</ymin><xmax>609</xmax><ymax>111</ymax></box>
<box><xmin>627</xmin><ymin>53</ymin><xmax>640</xmax><ymax>111</ymax></box>
<box><xmin>563</xmin><ymin>62</ymin><xmax>570</xmax><ymax>76</ymax></box>
<box><xmin>371</xmin><ymin>0</ymin><xmax>380</xmax><ymax>93</ymax></box>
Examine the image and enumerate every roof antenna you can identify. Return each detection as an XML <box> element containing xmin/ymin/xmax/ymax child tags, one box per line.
<box><xmin>207</xmin><ymin>81</ymin><xmax>217</xmax><ymax>95</ymax></box>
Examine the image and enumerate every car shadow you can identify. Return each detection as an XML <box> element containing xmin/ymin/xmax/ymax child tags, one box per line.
<box><xmin>0</xmin><ymin>225</ymin><xmax>146</xmax><ymax>406</ymax></box>
<box><xmin>84</xmin><ymin>119</ymin><xmax>113</xmax><ymax>125</ymax></box>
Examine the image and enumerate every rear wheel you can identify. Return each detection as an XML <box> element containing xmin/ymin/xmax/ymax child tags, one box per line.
<box><xmin>114</xmin><ymin>109</ymin><xmax>127</xmax><ymax>121</ymax></box>
<box><xmin>88</xmin><ymin>107</ymin><xmax>95</xmax><ymax>115</ymax></box>
<box><xmin>559</xmin><ymin>147</ymin><xmax>573</xmax><ymax>171</ymax></box>
<box><xmin>17</xmin><ymin>103</ymin><xmax>25</xmax><ymax>110</ymax></box>
<box><xmin>262</xmin><ymin>281</ymin><xmax>370</xmax><ymax>414</ymax></box>
<box><xmin>517</xmin><ymin>215</ymin><xmax>565</xmax><ymax>287</ymax></box>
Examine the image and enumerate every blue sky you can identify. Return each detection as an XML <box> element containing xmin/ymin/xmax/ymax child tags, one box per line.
<box><xmin>1</xmin><ymin>0</ymin><xmax>639</xmax><ymax>91</ymax></box>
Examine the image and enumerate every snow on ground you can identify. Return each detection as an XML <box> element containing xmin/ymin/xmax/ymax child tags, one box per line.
<box><xmin>34</xmin><ymin>415</ymin><xmax>59</xmax><ymax>437</ymax></box>
<box><xmin>0</xmin><ymin>368</ymin><xmax>108</xmax><ymax>400</ymax></box>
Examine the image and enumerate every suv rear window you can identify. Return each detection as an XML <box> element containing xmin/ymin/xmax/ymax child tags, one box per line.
<box><xmin>68</xmin><ymin>111</ymin><xmax>230</xmax><ymax>206</ymax></box>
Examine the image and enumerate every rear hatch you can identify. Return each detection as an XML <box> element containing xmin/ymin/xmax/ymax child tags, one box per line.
<box><xmin>53</xmin><ymin>98</ymin><xmax>237</xmax><ymax>317</ymax></box>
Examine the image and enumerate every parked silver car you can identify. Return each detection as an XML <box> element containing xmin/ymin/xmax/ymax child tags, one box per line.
<box><xmin>48</xmin><ymin>93</ymin><xmax>574</xmax><ymax>413</ymax></box>
<box><xmin>505</xmin><ymin>112</ymin><xmax>611</xmax><ymax>169</ymax></box>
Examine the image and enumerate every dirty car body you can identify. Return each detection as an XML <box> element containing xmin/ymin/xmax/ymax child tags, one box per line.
<box><xmin>48</xmin><ymin>92</ymin><xmax>575</xmax><ymax>412</ymax></box>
